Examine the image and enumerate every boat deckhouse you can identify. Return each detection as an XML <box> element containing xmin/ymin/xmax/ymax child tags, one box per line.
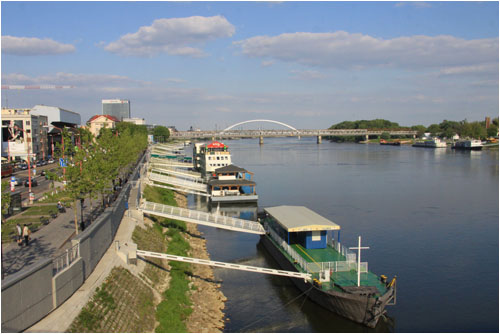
<box><xmin>264</xmin><ymin>206</ymin><xmax>340</xmax><ymax>249</ymax></box>
<box><xmin>208</xmin><ymin>164</ymin><xmax>258</xmax><ymax>202</ymax></box>
<box><xmin>193</xmin><ymin>141</ymin><xmax>232</xmax><ymax>174</ymax></box>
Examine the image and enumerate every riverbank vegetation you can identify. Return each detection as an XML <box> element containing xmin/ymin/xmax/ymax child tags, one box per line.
<box><xmin>328</xmin><ymin>118</ymin><xmax>498</xmax><ymax>142</ymax></box>
<box><xmin>141</xmin><ymin>185</ymin><xmax>193</xmax><ymax>333</ymax></box>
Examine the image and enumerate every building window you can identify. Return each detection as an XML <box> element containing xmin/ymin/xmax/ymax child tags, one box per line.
<box><xmin>26</xmin><ymin>121</ymin><xmax>30</xmax><ymax>125</ymax></box>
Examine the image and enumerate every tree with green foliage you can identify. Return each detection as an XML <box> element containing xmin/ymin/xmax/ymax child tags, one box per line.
<box><xmin>152</xmin><ymin>126</ymin><xmax>170</xmax><ymax>143</ymax></box>
<box><xmin>1</xmin><ymin>180</ymin><xmax>11</xmax><ymax>218</ymax></box>
<box><xmin>411</xmin><ymin>125</ymin><xmax>427</xmax><ymax>137</ymax></box>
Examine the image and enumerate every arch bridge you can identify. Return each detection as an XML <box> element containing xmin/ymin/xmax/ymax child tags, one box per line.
<box><xmin>170</xmin><ymin>119</ymin><xmax>417</xmax><ymax>144</ymax></box>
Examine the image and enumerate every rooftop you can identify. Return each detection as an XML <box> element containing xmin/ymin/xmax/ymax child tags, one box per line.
<box><xmin>214</xmin><ymin>164</ymin><xmax>248</xmax><ymax>173</ymax></box>
<box><xmin>264</xmin><ymin>206</ymin><xmax>340</xmax><ymax>232</ymax></box>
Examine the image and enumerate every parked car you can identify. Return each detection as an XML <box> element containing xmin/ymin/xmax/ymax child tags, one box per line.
<box><xmin>47</xmin><ymin>158</ymin><xmax>55</xmax><ymax>164</ymax></box>
<box><xmin>19</xmin><ymin>163</ymin><xmax>28</xmax><ymax>170</ymax></box>
<box><xmin>41</xmin><ymin>160</ymin><xmax>47</xmax><ymax>166</ymax></box>
<box><xmin>24</xmin><ymin>178</ymin><xmax>38</xmax><ymax>187</ymax></box>
<box><xmin>36</xmin><ymin>161</ymin><xmax>43</xmax><ymax>167</ymax></box>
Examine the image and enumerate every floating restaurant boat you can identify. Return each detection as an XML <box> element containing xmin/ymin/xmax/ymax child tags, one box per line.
<box><xmin>412</xmin><ymin>138</ymin><xmax>447</xmax><ymax>148</ymax></box>
<box><xmin>259</xmin><ymin>206</ymin><xmax>397</xmax><ymax>328</ymax></box>
<box><xmin>208</xmin><ymin>164</ymin><xmax>258</xmax><ymax>203</ymax></box>
<box><xmin>452</xmin><ymin>139</ymin><xmax>483</xmax><ymax>150</ymax></box>
<box><xmin>193</xmin><ymin>141</ymin><xmax>232</xmax><ymax>175</ymax></box>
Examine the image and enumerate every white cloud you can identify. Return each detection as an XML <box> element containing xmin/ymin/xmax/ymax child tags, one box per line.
<box><xmin>438</xmin><ymin>63</ymin><xmax>498</xmax><ymax>76</ymax></box>
<box><xmin>1</xmin><ymin>72</ymin><xmax>141</xmax><ymax>87</ymax></box>
<box><xmin>104</xmin><ymin>16</ymin><xmax>235</xmax><ymax>57</ymax></box>
<box><xmin>2</xmin><ymin>35</ymin><xmax>75</xmax><ymax>56</ymax></box>
<box><xmin>234</xmin><ymin>31</ymin><xmax>498</xmax><ymax>70</ymax></box>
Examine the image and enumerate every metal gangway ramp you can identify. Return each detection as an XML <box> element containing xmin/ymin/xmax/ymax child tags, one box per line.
<box><xmin>150</xmin><ymin>166</ymin><xmax>204</xmax><ymax>182</ymax></box>
<box><xmin>140</xmin><ymin>200</ymin><xmax>266</xmax><ymax>235</ymax></box>
<box><xmin>151</xmin><ymin>157</ymin><xmax>193</xmax><ymax>168</ymax></box>
<box><xmin>137</xmin><ymin>250</ymin><xmax>311</xmax><ymax>280</ymax></box>
<box><xmin>148</xmin><ymin>172</ymin><xmax>207</xmax><ymax>193</ymax></box>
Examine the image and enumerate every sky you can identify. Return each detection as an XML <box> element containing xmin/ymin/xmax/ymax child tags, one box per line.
<box><xmin>1</xmin><ymin>1</ymin><xmax>498</xmax><ymax>130</ymax></box>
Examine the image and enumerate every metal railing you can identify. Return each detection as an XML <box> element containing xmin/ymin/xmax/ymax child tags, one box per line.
<box><xmin>142</xmin><ymin>200</ymin><xmax>265</xmax><ymax>234</ymax></box>
<box><xmin>267</xmin><ymin>226</ymin><xmax>368</xmax><ymax>274</ymax></box>
<box><xmin>52</xmin><ymin>242</ymin><xmax>80</xmax><ymax>275</ymax></box>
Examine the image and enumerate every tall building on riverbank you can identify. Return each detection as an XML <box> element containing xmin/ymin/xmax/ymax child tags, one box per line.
<box><xmin>102</xmin><ymin>99</ymin><xmax>130</xmax><ymax>121</ymax></box>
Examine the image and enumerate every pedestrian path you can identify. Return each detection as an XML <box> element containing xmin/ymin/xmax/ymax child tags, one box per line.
<box><xmin>2</xmin><ymin>197</ymin><xmax>105</xmax><ymax>278</ymax></box>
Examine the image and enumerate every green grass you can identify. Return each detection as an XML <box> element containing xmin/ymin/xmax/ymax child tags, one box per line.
<box><xmin>68</xmin><ymin>267</ymin><xmax>155</xmax><ymax>332</ymax></box>
<box><xmin>21</xmin><ymin>205</ymin><xmax>58</xmax><ymax>216</ymax></box>
<box><xmin>1</xmin><ymin>218</ymin><xmax>43</xmax><ymax>243</ymax></box>
<box><xmin>142</xmin><ymin>185</ymin><xmax>193</xmax><ymax>333</ymax></box>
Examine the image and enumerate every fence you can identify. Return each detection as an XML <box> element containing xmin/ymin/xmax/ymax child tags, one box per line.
<box><xmin>53</xmin><ymin>243</ymin><xmax>80</xmax><ymax>275</ymax></box>
<box><xmin>1</xmin><ymin>149</ymin><xmax>147</xmax><ymax>332</ymax></box>
<box><xmin>266</xmin><ymin>225</ymin><xmax>368</xmax><ymax>275</ymax></box>
<box><xmin>142</xmin><ymin>200</ymin><xmax>265</xmax><ymax>234</ymax></box>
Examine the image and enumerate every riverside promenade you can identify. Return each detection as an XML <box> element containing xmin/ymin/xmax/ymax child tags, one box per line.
<box><xmin>2</xmin><ymin>197</ymin><xmax>105</xmax><ymax>278</ymax></box>
<box><xmin>2</xmin><ymin>151</ymin><xmax>147</xmax><ymax>332</ymax></box>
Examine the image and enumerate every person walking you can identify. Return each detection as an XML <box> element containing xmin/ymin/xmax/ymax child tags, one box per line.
<box><xmin>16</xmin><ymin>224</ymin><xmax>22</xmax><ymax>247</ymax></box>
<box><xmin>22</xmin><ymin>224</ymin><xmax>31</xmax><ymax>246</ymax></box>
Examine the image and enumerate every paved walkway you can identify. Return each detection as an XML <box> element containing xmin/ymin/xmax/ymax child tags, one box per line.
<box><xmin>26</xmin><ymin>211</ymin><xmax>138</xmax><ymax>332</ymax></box>
<box><xmin>2</xmin><ymin>195</ymin><xmax>112</xmax><ymax>278</ymax></box>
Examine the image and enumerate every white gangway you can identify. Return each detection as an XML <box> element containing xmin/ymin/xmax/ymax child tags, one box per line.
<box><xmin>150</xmin><ymin>166</ymin><xmax>204</xmax><ymax>182</ymax></box>
<box><xmin>140</xmin><ymin>200</ymin><xmax>265</xmax><ymax>235</ymax></box>
<box><xmin>150</xmin><ymin>157</ymin><xmax>193</xmax><ymax>169</ymax></box>
<box><xmin>148</xmin><ymin>172</ymin><xmax>207</xmax><ymax>193</ymax></box>
<box><xmin>136</xmin><ymin>250</ymin><xmax>311</xmax><ymax>280</ymax></box>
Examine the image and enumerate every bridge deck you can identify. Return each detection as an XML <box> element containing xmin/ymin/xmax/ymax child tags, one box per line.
<box><xmin>140</xmin><ymin>200</ymin><xmax>265</xmax><ymax>235</ymax></box>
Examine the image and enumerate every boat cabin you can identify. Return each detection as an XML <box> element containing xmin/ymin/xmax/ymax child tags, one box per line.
<box><xmin>208</xmin><ymin>164</ymin><xmax>258</xmax><ymax>202</ymax></box>
<box><xmin>264</xmin><ymin>206</ymin><xmax>340</xmax><ymax>249</ymax></box>
<box><xmin>193</xmin><ymin>141</ymin><xmax>232</xmax><ymax>173</ymax></box>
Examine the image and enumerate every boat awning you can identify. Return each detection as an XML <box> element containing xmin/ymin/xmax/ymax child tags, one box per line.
<box><xmin>264</xmin><ymin>206</ymin><xmax>340</xmax><ymax>232</ymax></box>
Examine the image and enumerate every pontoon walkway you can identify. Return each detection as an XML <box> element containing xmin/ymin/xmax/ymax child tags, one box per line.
<box><xmin>140</xmin><ymin>200</ymin><xmax>266</xmax><ymax>235</ymax></box>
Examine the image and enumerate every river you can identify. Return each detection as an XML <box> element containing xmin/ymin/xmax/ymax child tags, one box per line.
<box><xmin>188</xmin><ymin>137</ymin><xmax>499</xmax><ymax>332</ymax></box>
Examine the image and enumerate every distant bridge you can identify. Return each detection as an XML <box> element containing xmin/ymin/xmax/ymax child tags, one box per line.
<box><xmin>172</xmin><ymin>119</ymin><xmax>417</xmax><ymax>142</ymax></box>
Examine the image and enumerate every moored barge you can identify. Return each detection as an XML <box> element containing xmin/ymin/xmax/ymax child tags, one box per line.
<box><xmin>259</xmin><ymin>206</ymin><xmax>396</xmax><ymax>328</ymax></box>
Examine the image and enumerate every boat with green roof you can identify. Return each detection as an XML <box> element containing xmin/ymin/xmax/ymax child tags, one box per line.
<box><xmin>259</xmin><ymin>205</ymin><xmax>397</xmax><ymax>328</ymax></box>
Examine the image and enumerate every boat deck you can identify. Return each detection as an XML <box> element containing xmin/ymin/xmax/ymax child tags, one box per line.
<box><xmin>291</xmin><ymin>243</ymin><xmax>345</xmax><ymax>262</ymax></box>
<box><xmin>290</xmin><ymin>243</ymin><xmax>386</xmax><ymax>294</ymax></box>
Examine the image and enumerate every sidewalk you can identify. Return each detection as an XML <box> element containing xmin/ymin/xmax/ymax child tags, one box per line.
<box><xmin>26</xmin><ymin>202</ymin><xmax>138</xmax><ymax>332</ymax></box>
<box><xmin>2</xmin><ymin>196</ymin><xmax>107</xmax><ymax>278</ymax></box>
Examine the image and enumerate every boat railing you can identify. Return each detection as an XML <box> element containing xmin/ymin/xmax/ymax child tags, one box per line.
<box><xmin>267</xmin><ymin>226</ymin><xmax>368</xmax><ymax>274</ymax></box>
<box><xmin>267</xmin><ymin>227</ymin><xmax>310</xmax><ymax>272</ymax></box>
<box><xmin>143</xmin><ymin>200</ymin><xmax>264</xmax><ymax>233</ymax></box>
<box><xmin>328</xmin><ymin>235</ymin><xmax>356</xmax><ymax>262</ymax></box>
<box><xmin>308</xmin><ymin>261</ymin><xmax>368</xmax><ymax>274</ymax></box>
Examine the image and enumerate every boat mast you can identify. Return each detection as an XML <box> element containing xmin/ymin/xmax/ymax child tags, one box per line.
<box><xmin>349</xmin><ymin>236</ymin><xmax>370</xmax><ymax>287</ymax></box>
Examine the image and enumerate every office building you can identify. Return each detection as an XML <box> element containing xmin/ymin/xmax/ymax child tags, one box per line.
<box><xmin>102</xmin><ymin>99</ymin><xmax>130</xmax><ymax>121</ymax></box>
<box><xmin>1</xmin><ymin>108</ymin><xmax>49</xmax><ymax>162</ymax></box>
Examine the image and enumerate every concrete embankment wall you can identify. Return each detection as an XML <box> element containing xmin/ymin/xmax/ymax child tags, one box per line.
<box><xmin>1</xmin><ymin>151</ymin><xmax>147</xmax><ymax>332</ymax></box>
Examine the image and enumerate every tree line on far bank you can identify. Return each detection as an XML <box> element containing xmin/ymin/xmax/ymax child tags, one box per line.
<box><xmin>328</xmin><ymin>118</ymin><xmax>499</xmax><ymax>142</ymax></box>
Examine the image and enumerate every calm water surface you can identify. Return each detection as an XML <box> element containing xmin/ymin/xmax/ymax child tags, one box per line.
<box><xmin>188</xmin><ymin>137</ymin><xmax>499</xmax><ymax>332</ymax></box>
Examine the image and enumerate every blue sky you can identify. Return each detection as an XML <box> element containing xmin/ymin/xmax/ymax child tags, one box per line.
<box><xmin>1</xmin><ymin>1</ymin><xmax>498</xmax><ymax>130</ymax></box>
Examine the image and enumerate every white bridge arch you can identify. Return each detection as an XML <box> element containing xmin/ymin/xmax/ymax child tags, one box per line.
<box><xmin>222</xmin><ymin>119</ymin><xmax>299</xmax><ymax>132</ymax></box>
